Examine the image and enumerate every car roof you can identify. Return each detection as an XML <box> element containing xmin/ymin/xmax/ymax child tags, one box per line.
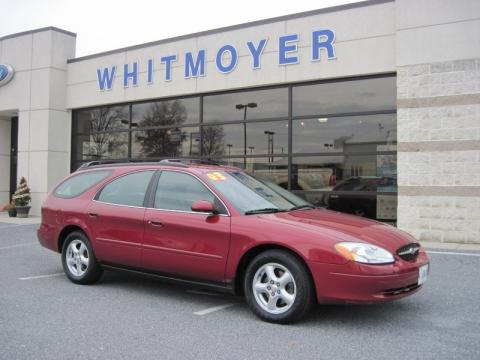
<box><xmin>75</xmin><ymin>159</ymin><xmax>241</xmax><ymax>174</ymax></box>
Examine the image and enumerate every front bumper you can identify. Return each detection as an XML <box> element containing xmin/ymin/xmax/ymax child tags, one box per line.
<box><xmin>308</xmin><ymin>251</ymin><xmax>429</xmax><ymax>304</ymax></box>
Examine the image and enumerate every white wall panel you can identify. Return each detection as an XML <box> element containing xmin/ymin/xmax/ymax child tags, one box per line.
<box><xmin>66</xmin><ymin>1</ymin><xmax>396</xmax><ymax>109</ymax></box>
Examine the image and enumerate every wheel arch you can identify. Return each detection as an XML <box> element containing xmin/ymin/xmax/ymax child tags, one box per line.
<box><xmin>233</xmin><ymin>243</ymin><xmax>316</xmax><ymax>300</ymax></box>
<box><xmin>57</xmin><ymin>224</ymin><xmax>87</xmax><ymax>252</ymax></box>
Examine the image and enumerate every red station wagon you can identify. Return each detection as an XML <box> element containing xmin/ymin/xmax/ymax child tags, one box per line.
<box><xmin>38</xmin><ymin>159</ymin><xmax>429</xmax><ymax>323</ymax></box>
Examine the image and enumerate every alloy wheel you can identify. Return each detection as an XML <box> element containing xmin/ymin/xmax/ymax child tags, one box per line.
<box><xmin>252</xmin><ymin>262</ymin><xmax>296</xmax><ymax>315</ymax></box>
<box><xmin>65</xmin><ymin>239</ymin><xmax>90</xmax><ymax>277</ymax></box>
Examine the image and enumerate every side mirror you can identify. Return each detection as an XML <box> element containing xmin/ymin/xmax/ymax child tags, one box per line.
<box><xmin>191</xmin><ymin>200</ymin><xmax>218</xmax><ymax>214</ymax></box>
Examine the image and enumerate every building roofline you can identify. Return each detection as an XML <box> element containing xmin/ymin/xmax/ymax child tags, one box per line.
<box><xmin>67</xmin><ymin>0</ymin><xmax>393</xmax><ymax>64</ymax></box>
<box><xmin>0</xmin><ymin>26</ymin><xmax>76</xmax><ymax>41</ymax></box>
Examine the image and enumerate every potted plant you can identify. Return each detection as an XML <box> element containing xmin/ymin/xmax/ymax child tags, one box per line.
<box><xmin>1</xmin><ymin>202</ymin><xmax>17</xmax><ymax>217</ymax></box>
<box><xmin>12</xmin><ymin>177</ymin><xmax>31</xmax><ymax>218</ymax></box>
<box><xmin>3</xmin><ymin>201</ymin><xmax>17</xmax><ymax>217</ymax></box>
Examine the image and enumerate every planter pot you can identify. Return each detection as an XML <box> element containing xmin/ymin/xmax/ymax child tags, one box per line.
<box><xmin>8</xmin><ymin>208</ymin><xmax>17</xmax><ymax>217</ymax></box>
<box><xmin>15</xmin><ymin>206</ymin><xmax>30</xmax><ymax>218</ymax></box>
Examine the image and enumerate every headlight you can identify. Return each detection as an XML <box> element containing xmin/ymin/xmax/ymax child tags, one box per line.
<box><xmin>334</xmin><ymin>242</ymin><xmax>394</xmax><ymax>264</ymax></box>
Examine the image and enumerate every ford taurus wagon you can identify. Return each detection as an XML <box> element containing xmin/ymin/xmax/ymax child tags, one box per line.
<box><xmin>38</xmin><ymin>159</ymin><xmax>429</xmax><ymax>323</ymax></box>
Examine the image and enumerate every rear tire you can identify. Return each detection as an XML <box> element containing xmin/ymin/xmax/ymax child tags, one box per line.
<box><xmin>61</xmin><ymin>231</ymin><xmax>103</xmax><ymax>285</ymax></box>
<box><xmin>244</xmin><ymin>250</ymin><xmax>314</xmax><ymax>324</ymax></box>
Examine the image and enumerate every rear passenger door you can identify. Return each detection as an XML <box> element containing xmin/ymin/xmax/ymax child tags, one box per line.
<box><xmin>86</xmin><ymin>170</ymin><xmax>155</xmax><ymax>267</ymax></box>
<box><xmin>142</xmin><ymin>170</ymin><xmax>231</xmax><ymax>282</ymax></box>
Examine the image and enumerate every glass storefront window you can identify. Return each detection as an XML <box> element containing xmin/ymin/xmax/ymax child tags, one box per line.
<box><xmin>72</xmin><ymin>132</ymin><xmax>129</xmax><ymax>160</ymax></box>
<box><xmin>132</xmin><ymin>98</ymin><xmax>199</xmax><ymax>128</ymax></box>
<box><xmin>70</xmin><ymin>75</ymin><xmax>397</xmax><ymax>222</ymax></box>
<box><xmin>73</xmin><ymin>106</ymin><xmax>129</xmax><ymax>134</ymax></box>
<box><xmin>292</xmin><ymin>114</ymin><xmax>397</xmax><ymax>154</ymax></box>
<box><xmin>293</xmin><ymin>77</ymin><xmax>396</xmax><ymax>117</ymax></box>
<box><xmin>202</xmin><ymin>121</ymin><xmax>288</xmax><ymax>157</ymax></box>
<box><xmin>131</xmin><ymin>127</ymin><xmax>200</xmax><ymax>158</ymax></box>
<box><xmin>210</xmin><ymin>157</ymin><xmax>289</xmax><ymax>189</ymax></box>
<box><xmin>291</xmin><ymin>155</ymin><xmax>397</xmax><ymax>221</ymax></box>
<box><xmin>203</xmin><ymin>88</ymin><xmax>288</xmax><ymax>123</ymax></box>
<box><xmin>247</xmin><ymin>157</ymin><xmax>289</xmax><ymax>189</ymax></box>
<box><xmin>291</xmin><ymin>155</ymin><xmax>397</xmax><ymax>190</ymax></box>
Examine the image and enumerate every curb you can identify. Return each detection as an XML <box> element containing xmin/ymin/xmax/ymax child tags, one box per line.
<box><xmin>0</xmin><ymin>214</ymin><xmax>41</xmax><ymax>225</ymax></box>
<box><xmin>421</xmin><ymin>241</ymin><xmax>480</xmax><ymax>252</ymax></box>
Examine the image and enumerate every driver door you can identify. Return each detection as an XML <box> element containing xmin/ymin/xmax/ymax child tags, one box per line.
<box><xmin>142</xmin><ymin>170</ymin><xmax>231</xmax><ymax>282</ymax></box>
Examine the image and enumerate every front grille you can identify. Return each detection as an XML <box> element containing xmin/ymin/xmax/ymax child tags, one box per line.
<box><xmin>396</xmin><ymin>243</ymin><xmax>420</xmax><ymax>261</ymax></box>
<box><xmin>383</xmin><ymin>283</ymin><xmax>421</xmax><ymax>297</ymax></box>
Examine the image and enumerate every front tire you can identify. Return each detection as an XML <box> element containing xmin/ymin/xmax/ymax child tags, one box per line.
<box><xmin>244</xmin><ymin>250</ymin><xmax>315</xmax><ymax>324</ymax></box>
<box><xmin>61</xmin><ymin>231</ymin><xmax>103</xmax><ymax>284</ymax></box>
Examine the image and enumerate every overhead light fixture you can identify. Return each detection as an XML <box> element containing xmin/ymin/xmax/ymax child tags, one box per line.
<box><xmin>300</xmin><ymin>121</ymin><xmax>305</xmax><ymax>127</ymax></box>
<box><xmin>317</xmin><ymin>118</ymin><xmax>328</xmax><ymax>123</ymax></box>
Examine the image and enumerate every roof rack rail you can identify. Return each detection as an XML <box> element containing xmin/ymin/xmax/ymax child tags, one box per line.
<box><xmin>77</xmin><ymin>160</ymin><xmax>125</xmax><ymax>170</ymax></box>
<box><xmin>158</xmin><ymin>158</ymin><xmax>224</xmax><ymax>166</ymax></box>
<box><xmin>76</xmin><ymin>158</ymin><xmax>225</xmax><ymax>171</ymax></box>
<box><xmin>76</xmin><ymin>159</ymin><xmax>155</xmax><ymax>171</ymax></box>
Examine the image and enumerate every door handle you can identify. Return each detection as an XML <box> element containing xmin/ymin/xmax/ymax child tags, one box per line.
<box><xmin>148</xmin><ymin>220</ymin><xmax>164</xmax><ymax>227</ymax></box>
<box><xmin>88</xmin><ymin>213</ymin><xmax>98</xmax><ymax>218</ymax></box>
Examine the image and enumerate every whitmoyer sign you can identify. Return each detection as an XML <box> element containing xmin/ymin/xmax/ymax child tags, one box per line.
<box><xmin>96</xmin><ymin>29</ymin><xmax>336</xmax><ymax>91</ymax></box>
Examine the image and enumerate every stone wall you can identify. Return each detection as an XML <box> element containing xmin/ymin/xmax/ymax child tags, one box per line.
<box><xmin>396</xmin><ymin>58</ymin><xmax>480</xmax><ymax>243</ymax></box>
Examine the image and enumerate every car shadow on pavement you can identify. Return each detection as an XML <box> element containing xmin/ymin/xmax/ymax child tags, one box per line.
<box><xmin>97</xmin><ymin>269</ymin><xmax>418</xmax><ymax>326</ymax></box>
<box><xmin>304</xmin><ymin>301</ymin><xmax>415</xmax><ymax>327</ymax></box>
<box><xmin>98</xmin><ymin>269</ymin><xmax>241</xmax><ymax>302</ymax></box>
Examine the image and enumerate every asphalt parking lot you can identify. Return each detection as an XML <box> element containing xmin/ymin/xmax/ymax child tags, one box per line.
<box><xmin>0</xmin><ymin>223</ymin><xmax>479</xmax><ymax>360</ymax></box>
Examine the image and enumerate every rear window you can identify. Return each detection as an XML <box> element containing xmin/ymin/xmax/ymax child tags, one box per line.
<box><xmin>54</xmin><ymin>170</ymin><xmax>112</xmax><ymax>198</ymax></box>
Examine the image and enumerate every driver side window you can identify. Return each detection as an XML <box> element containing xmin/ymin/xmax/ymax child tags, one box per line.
<box><xmin>154</xmin><ymin>171</ymin><xmax>227</xmax><ymax>214</ymax></box>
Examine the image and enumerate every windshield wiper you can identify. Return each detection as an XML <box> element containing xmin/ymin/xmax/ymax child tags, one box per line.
<box><xmin>289</xmin><ymin>204</ymin><xmax>316</xmax><ymax>211</ymax></box>
<box><xmin>245</xmin><ymin>208</ymin><xmax>282</xmax><ymax>215</ymax></box>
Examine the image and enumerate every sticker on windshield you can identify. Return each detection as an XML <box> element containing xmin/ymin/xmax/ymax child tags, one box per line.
<box><xmin>207</xmin><ymin>172</ymin><xmax>227</xmax><ymax>181</ymax></box>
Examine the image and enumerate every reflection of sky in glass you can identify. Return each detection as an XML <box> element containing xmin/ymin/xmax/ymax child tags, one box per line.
<box><xmin>204</xmin><ymin>88</ymin><xmax>288</xmax><ymax>122</ymax></box>
<box><xmin>132</xmin><ymin>98</ymin><xmax>200</xmax><ymax>125</ymax></box>
<box><xmin>203</xmin><ymin>121</ymin><xmax>288</xmax><ymax>156</ymax></box>
<box><xmin>292</xmin><ymin>114</ymin><xmax>396</xmax><ymax>153</ymax></box>
<box><xmin>293</xmin><ymin>77</ymin><xmax>396</xmax><ymax>117</ymax></box>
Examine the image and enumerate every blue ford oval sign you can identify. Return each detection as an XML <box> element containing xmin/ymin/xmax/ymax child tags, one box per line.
<box><xmin>0</xmin><ymin>64</ymin><xmax>14</xmax><ymax>87</ymax></box>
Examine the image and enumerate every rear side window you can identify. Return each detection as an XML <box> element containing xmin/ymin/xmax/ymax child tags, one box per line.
<box><xmin>54</xmin><ymin>170</ymin><xmax>112</xmax><ymax>198</ymax></box>
<box><xmin>97</xmin><ymin>171</ymin><xmax>155</xmax><ymax>207</ymax></box>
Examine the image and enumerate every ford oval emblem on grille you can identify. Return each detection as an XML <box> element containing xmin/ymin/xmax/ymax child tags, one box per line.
<box><xmin>398</xmin><ymin>247</ymin><xmax>418</xmax><ymax>256</ymax></box>
<box><xmin>397</xmin><ymin>243</ymin><xmax>420</xmax><ymax>261</ymax></box>
<box><xmin>0</xmin><ymin>64</ymin><xmax>14</xmax><ymax>87</ymax></box>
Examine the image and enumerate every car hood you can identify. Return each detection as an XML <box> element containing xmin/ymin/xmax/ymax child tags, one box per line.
<box><xmin>258</xmin><ymin>208</ymin><xmax>416</xmax><ymax>252</ymax></box>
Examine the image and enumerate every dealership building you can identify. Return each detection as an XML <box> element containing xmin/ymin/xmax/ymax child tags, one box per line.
<box><xmin>0</xmin><ymin>0</ymin><xmax>479</xmax><ymax>243</ymax></box>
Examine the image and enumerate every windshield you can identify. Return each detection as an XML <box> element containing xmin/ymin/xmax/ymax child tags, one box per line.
<box><xmin>205</xmin><ymin>170</ymin><xmax>312</xmax><ymax>214</ymax></box>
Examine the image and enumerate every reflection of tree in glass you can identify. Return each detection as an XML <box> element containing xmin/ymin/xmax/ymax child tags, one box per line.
<box><xmin>136</xmin><ymin>101</ymin><xmax>188</xmax><ymax>157</ymax></box>
<box><xmin>89</xmin><ymin>107</ymin><xmax>128</xmax><ymax>158</ymax></box>
<box><xmin>139</xmin><ymin>100</ymin><xmax>187</xmax><ymax>127</ymax></box>
<box><xmin>202</xmin><ymin>125</ymin><xmax>225</xmax><ymax>156</ymax></box>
